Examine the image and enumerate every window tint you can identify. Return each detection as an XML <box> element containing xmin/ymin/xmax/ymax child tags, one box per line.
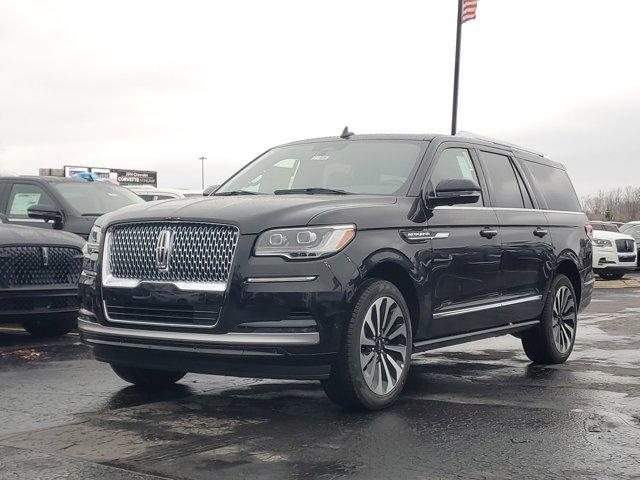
<box><xmin>6</xmin><ymin>183</ymin><xmax>55</xmax><ymax>218</ymax></box>
<box><xmin>513</xmin><ymin>164</ymin><xmax>534</xmax><ymax>208</ymax></box>
<box><xmin>524</xmin><ymin>161</ymin><xmax>582</xmax><ymax>212</ymax></box>
<box><xmin>427</xmin><ymin>148</ymin><xmax>483</xmax><ymax>206</ymax></box>
<box><xmin>604</xmin><ymin>224</ymin><xmax>619</xmax><ymax>232</ymax></box>
<box><xmin>479</xmin><ymin>151</ymin><xmax>524</xmax><ymax>208</ymax></box>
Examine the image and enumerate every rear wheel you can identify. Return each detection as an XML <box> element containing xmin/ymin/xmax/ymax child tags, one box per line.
<box><xmin>21</xmin><ymin>314</ymin><xmax>76</xmax><ymax>338</ymax></box>
<box><xmin>521</xmin><ymin>274</ymin><xmax>577</xmax><ymax>364</ymax></box>
<box><xmin>321</xmin><ymin>280</ymin><xmax>412</xmax><ymax>410</ymax></box>
<box><xmin>110</xmin><ymin>364</ymin><xmax>187</xmax><ymax>388</ymax></box>
<box><xmin>597</xmin><ymin>272</ymin><xmax>625</xmax><ymax>280</ymax></box>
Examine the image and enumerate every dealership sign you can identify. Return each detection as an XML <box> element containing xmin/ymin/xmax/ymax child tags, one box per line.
<box><xmin>63</xmin><ymin>166</ymin><xmax>157</xmax><ymax>187</ymax></box>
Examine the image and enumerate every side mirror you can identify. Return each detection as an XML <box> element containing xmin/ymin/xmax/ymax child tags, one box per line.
<box><xmin>27</xmin><ymin>204</ymin><xmax>65</xmax><ymax>230</ymax></box>
<box><xmin>0</xmin><ymin>213</ymin><xmax>8</xmax><ymax>224</ymax></box>
<box><xmin>425</xmin><ymin>178</ymin><xmax>481</xmax><ymax>208</ymax></box>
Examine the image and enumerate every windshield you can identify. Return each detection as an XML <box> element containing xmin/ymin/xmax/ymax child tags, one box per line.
<box><xmin>54</xmin><ymin>181</ymin><xmax>144</xmax><ymax>215</ymax></box>
<box><xmin>217</xmin><ymin>140</ymin><xmax>425</xmax><ymax>195</ymax></box>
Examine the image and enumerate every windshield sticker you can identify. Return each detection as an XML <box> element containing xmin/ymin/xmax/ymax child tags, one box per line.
<box><xmin>311</xmin><ymin>155</ymin><xmax>331</xmax><ymax>161</ymax></box>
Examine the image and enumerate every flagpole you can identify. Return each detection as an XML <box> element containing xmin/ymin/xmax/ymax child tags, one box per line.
<box><xmin>451</xmin><ymin>0</ymin><xmax>463</xmax><ymax>135</ymax></box>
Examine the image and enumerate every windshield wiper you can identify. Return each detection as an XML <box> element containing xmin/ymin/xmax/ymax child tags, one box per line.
<box><xmin>274</xmin><ymin>188</ymin><xmax>350</xmax><ymax>195</ymax></box>
<box><xmin>214</xmin><ymin>190</ymin><xmax>260</xmax><ymax>196</ymax></box>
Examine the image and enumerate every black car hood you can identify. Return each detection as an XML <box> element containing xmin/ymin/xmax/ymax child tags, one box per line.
<box><xmin>96</xmin><ymin>195</ymin><xmax>398</xmax><ymax>234</ymax></box>
<box><xmin>0</xmin><ymin>223</ymin><xmax>86</xmax><ymax>248</ymax></box>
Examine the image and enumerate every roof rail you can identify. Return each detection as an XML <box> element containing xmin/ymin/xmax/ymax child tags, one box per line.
<box><xmin>456</xmin><ymin>131</ymin><xmax>544</xmax><ymax>157</ymax></box>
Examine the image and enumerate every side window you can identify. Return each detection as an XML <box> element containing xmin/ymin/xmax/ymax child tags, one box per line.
<box><xmin>5</xmin><ymin>183</ymin><xmax>55</xmax><ymax>219</ymax></box>
<box><xmin>479</xmin><ymin>151</ymin><xmax>524</xmax><ymax>208</ymax></box>
<box><xmin>427</xmin><ymin>148</ymin><xmax>483</xmax><ymax>206</ymax></box>
<box><xmin>513</xmin><ymin>163</ymin><xmax>534</xmax><ymax>208</ymax></box>
<box><xmin>524</xmin><ymin>161</ymin><xmax>582</xmax><ymax>212</ymax></box>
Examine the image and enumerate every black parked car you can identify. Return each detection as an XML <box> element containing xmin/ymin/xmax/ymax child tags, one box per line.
<box><xmin>78</xmin><ymin>133</ymin><xmax>593</xmax><ymax>410</ymax></box>
<box><xmin>0</xmin><ymin>176</ymin><xmax>144</xmax><ymax>239</ymax></box>
<box><xmin>0</xmin><ymin>214</ymin><xmax>85</xmax><ymax>337</ymax></box>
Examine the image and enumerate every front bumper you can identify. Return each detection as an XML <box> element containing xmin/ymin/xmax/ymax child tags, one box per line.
<box><xmin>592</xmin><ymin>246</ymin><xmax>637</xmax><ymax>272</ymax></box>
<box><xmin>0</xmin><ymin>286</ymin><xmax>79</xmax><ymax>322</ymax></box>
<box><xmin>78</xmin><ymin>315</ymin><xmax>332</xmax><ymax>380</ymax></box>
<box><xmin>79</xmin><ymin>235</ymin><xmax>360</xmax><ymax>379</ymax></box>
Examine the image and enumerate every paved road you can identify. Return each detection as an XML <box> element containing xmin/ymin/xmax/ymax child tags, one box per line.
<box><xmin>1</xmin><ymin>277</ymin><xmax>639</xmax><ymax>479</ymax></box>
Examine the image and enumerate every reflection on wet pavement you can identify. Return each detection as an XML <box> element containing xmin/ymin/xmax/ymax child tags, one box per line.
<box><xmin>1</xmin><ymin>280</ymin><xmax>639</xmax><ymax>479</ymax></box>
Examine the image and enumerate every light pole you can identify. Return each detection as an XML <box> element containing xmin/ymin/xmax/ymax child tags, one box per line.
<box><xmin>198</xmin><ymin>156</ymin><xmax>206</xmax><ymax>189</ymax></box>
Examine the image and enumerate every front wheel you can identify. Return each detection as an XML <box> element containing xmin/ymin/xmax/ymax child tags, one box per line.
<box><xmin>521</xmin><ymin>274</ymin><xmax>577</xmax><ymax>364</ymax></box>
<box><xmin>110</xmin><ymin>364</ymin><xmax>187</xmax><ymax>388</ymax></box>
<box><xmin>321</xmin><ymin>280</ymin><xmax>412</xmax><ymax>411</ymax></box>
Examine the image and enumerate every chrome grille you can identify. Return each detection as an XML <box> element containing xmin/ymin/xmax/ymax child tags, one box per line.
<box><xmin>106</xmin><ymin>222</ymin><xmax>239</xmax><ymax>283</ymax></box>
<box><xmin>0</xmin><ymin>246</ymin><xmax>82</xmax><ymax>288</ymax></box>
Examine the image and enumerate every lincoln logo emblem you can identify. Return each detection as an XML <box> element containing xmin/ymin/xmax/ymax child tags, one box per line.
<box><xmin>155</xmin><ymin>229</ymin><xmax>174</xmax><ymax>272</ymax></box>
<box><xmin>42</xmin><ymin>247</ymin><xmax>50</xmax><ymax>266</ymax></box>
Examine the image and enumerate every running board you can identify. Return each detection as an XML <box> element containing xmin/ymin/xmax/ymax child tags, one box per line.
<box><xmin>412</xmin><ymin>320</ymin><xmax>540</xmax><ymax>353</ymax></box>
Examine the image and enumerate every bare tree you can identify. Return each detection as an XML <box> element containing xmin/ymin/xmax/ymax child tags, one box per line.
<box><xmin>583</xmin><ymin>186</ymin><xmax>640</xmax><ymax>222</ymax></box>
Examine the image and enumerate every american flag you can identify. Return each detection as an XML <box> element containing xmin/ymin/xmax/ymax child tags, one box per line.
<box><xmin>461</xmin><ymin>0</ymin><xmax>478</xmax><ymax>23</ymax></box>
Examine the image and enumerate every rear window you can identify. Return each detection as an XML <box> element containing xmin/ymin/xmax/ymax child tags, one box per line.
<box><xmin>524</xmin><ymin>161</ymin><xmax>582</xmax><ymax>212</ymax></box>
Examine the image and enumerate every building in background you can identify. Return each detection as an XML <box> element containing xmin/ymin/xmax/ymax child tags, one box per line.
<box><xmin>39</xmin><ymin>166</ymin><xmax>157</xmax><ymax>187</ymax></box>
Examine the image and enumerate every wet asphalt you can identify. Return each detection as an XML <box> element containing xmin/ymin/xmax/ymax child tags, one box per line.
<box><xmin>1</xmin><ymin>276</ymin><xmax>639</xmax><ymax>479</ymax></box>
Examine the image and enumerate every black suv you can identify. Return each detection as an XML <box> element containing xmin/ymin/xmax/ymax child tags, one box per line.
<box><xmin>0</xmin><ymin>176</ymin><xmax>144</xmax><ymax>239</ymax></box>
<box><xmin>78</xmin><ymin>134</ymin><xmax>593</xmax><ymax>410</ymax></box>
<box><xmin>0</xmin><ymin>215</ymin><xmax>85</xmax><ymax>337</ymax></box>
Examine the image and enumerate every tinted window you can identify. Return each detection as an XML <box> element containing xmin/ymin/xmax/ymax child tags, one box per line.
<box><xmin>590</xmin><ymin>223</ymin><xmax>604</xmax><ymax>231</ymax></box>
<box><xmin>427</xmin><ymin>148</ymin><xmax>483</xmax><ymax>206</ymax></box>
<box><xmin>6</xmin><ymin>183</ymin><xmax>56</xmax><ymax>219</ymax></box>
<box><xmin>525</xmin><ymin>161</ymin><xmax>582</xmax><ymax>212</ymax></box>
<box><xmin>217</xmin><ymin>140</ymin><xmax>424</xmax><ymax>195</ymax></box>
<box><xmin>479</xmin><ymin>152</ymin><xmax>524</xmax><ymax>208</ymax></box>
<box><xmin>53</xmin><ymin>182</ymin><xmax>143</xmax><ymax>215</ymax></box>
<box><xmin>604</xmin><ymin>224</ymin><xmax>619</xmax><ymax>232</ymax></box>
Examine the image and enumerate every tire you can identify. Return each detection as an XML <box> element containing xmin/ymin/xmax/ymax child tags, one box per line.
<box><xmin>110</xmin><ymin>364</ymin><xmax>187</xmax><ymax>388</ymax></box>
<box><xmin>597</xmin><ymin>272</ymin><xmax>624</xmax><ymax>280</ymax></box>
<box><xmin>321</xmin><ymin>280</ymin><xmax>413</xmax><ymax>411</ymax></box>
<box><xmin>21</xmin><ymin>314</ymin><xmax>76</xmax><ymax>338</ymax></box>
<box><xmin>521</xmin><ymin>274</ymin><xmax>577</xmax><ymax>364</ymax></box>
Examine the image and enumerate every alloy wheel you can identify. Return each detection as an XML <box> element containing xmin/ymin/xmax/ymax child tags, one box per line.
<box><xmin>359</xmin><ymin>296</ymin><xmax>408</xmax><ymax>395</ymax></box>
<box><xmin>552</xmin><ymin>285</ymin><xmax>576</xmax><ymax>353</ymax></box>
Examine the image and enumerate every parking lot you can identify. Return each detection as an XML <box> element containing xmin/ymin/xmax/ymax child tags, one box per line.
<box><xmin>1</xmin><ymin>275</ymin><xmax>639</xmax><ymax>480</ymax></box>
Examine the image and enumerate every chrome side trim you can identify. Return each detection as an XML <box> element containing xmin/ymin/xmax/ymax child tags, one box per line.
<box><xmin>78</xmin><ymin>319</ymin><xmax>320</xmax><ymax>345</ymax></box>
<box><xmin>583</xmin><ymin>278</ymin><xmax>595</xmax><ymax>286</ymax></box>
<box><xmin>433</xmin><ymin>295</ymin><xmax>542</xmax><ymax>319</ymax></box>
<box><xmin>435</xmin><ymin>206</ymin><xmax>585</xmax><ymax>216</ymax></box>
<box><xmin>246</xmin><ymin>276</ymin><xmax>318</xmax><ymax>283</ymax></box>
<box><xmin>413</xmin><ymin>320</ymin><xmax>540</xmax><ymax>348</ymax></box>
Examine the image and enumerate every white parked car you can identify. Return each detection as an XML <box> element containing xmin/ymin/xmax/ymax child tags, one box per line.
<box><xmin>127</xmin><ymin>186</ymin><xmax>204</xmax><ymax>201</ymax></box>
<box><xmin>590</xmin><ymin>222</ymin><xmax>637</xmax><ymax>280</ymax></box>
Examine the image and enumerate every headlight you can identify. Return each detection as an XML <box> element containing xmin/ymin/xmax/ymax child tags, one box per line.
<box><xmin>82</xmin><ymin>225</ymin><xmax>102</xmax><ymax>274</ymax></box>
<box><xmin>254</xmin><ymin>225</ymin><xmax>356</xmax><ymax>259</ymax></box>
<box><xmin>592</xmin><ymin>238</ymin><xmax>612</xmax><ymax>248</ymax></box>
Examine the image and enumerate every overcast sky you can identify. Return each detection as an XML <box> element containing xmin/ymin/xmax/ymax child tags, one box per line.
<box><xmin>0</xmin><ymin>0</ymin><xmax>638</xmax><ymax>197</ymax></box>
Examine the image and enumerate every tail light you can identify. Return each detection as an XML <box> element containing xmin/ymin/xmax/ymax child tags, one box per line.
<box><xmin>585</xmin><ymin>224</ymin><xmax>593</xmax><ymax>239</ymax></box>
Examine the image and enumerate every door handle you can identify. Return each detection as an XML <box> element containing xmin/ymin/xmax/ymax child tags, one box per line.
<box><xmin>533</xmin><ymin>228</ymin><xmax>549</xmax><ymax>238</ymax></box>
<box><xmin>479</xmin><ymin>228</ymin><xmax>498</xmax><ymax>239</ymax></box>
